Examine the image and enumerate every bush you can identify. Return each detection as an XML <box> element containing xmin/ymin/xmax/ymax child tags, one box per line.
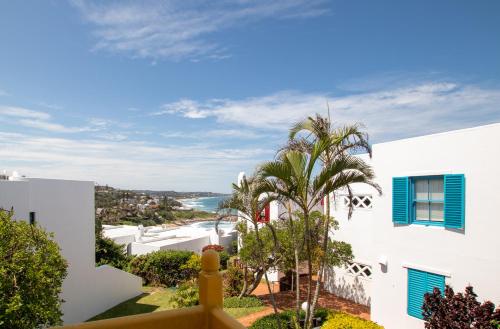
<box><xmin>219</xmin><ymin>251</ymin><xmax>230</xmax><ymax>270</ymax></box>
<box><xmin>0</xmin><ymin>210</ymin><xmax>68</xmax><ymax>329</ymax></box>
<box><xmin>129</xmin><ymin>250</ymin><xmax>195</xmax><ymax>286</ymax></box>
<box><xmin>249</xmin><ymin>309</ymin><xmax>329</xmax><ymax>329</ymax></box>
<box><xmin>223</xmin><ymin>264</ymin><xmax>245</xmax><ymax>297</ymax></box>
<box><xmin>180</xmin><ymin>254</ymin><xmax>202</xmax><ymax>280</ymax></box>
<box><xmin>170</xmin><ymin>282</ymin><xmax>199</xmax><ymax>308</ymax></box>
<box><xmin>321</xmin><ymin>312</ymin><xmax>383</xmax><ymax>329</ymax></box>
<box><xmin>95</xmin><ymin>235</ymin><xmax>131</xmax><ymax>270</ymax></box>
<box><xmin>224</xmin><ymin>296</ymin><xmax>264</xmax><ymax>308</ymax></box>
<box><xmin>423</xmin><ymin>285</ymin><xmax>500</xmax><ymax>329</ymax></box>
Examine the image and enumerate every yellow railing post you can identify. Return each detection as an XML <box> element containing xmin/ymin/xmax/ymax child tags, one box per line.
<box><xmin>199</xmin><ymin>250</ymin><xmax>223</xmax><ymax>310</ymax></box>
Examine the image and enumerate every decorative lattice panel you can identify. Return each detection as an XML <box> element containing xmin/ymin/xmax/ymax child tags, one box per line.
<box><xmin>342</xmin><ymin>195</ymin><xmax>373</xmax><ymax>209</ymax></box>
<box><xmin>346</xmin><ymin>261</ymin><xmax>372</xmax><ymax>279</ymax></box>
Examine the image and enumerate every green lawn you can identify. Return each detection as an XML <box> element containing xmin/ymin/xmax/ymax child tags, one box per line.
<box><xmin>88</xmin><ymin>287</ymin><xmax>265</xmax><ymax>322</ymax></box>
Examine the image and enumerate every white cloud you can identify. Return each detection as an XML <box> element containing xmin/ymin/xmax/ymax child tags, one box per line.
<box><xmin>17</xmin><ymin>119</ymin><xmax>94</xmax><ymax>133</ymax></box>
<box><xmin>0</xmin><ymin>106</ymin><xmax>51</xmax><ymax>120</ymax></box>
<box><xmin>71</xmin><ymin>0</ymin><xmax>328</xmax><ymax>60</ymax></box>
<box><xmin>0</xmin><ymin>105</ymin><xmax>114</xmax><ymax>133</ymax></box>
<box><xmin>161</xmin><ymin>128</ymin><xmax>264</xmax><ymax>140</ymax></box>
<box><xmin>158</xmin><ymin>82</ymin><xmax>500</xmax><ymax>142</ymax></box>
<box><xmin>0</xmin><ymin>132</ymin><xmax>272</xmax><ymax>192</ymax></box>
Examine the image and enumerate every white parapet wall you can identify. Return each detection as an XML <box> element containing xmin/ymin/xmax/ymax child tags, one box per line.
<box><xmin>0</xmin><ymin>178</ymin><xmax>142</xmax><ymax>324</ymax></box>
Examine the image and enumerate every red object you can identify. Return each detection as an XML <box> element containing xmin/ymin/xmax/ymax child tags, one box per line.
<box><xmin>256</xmin><ymin>204</ymin><xmax>270</xmax><ymax>223</ymax></box>
<box><xmin>321</xmin><ymin>197</ymin><xmax>325</xmax><ymax>206</ymax></box>
<box><xmin>202</xmin><ymin>244</ymin><xmax>224</xmax><ymax>252</ymax></box>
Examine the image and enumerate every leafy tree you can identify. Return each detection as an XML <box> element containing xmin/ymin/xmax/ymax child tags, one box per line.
<box><xmin>0</xmin><ymin>210</ymin><xmax>68</xmax><ymax>329</ymax></box>
<box><xmin>219</xmin><ymin>175</ymin><xmax>283</xmax><ymax>329</ymax></box>
<box><xmin>423</xmin><ymin>285</ymin><xmax>500</xmax><ymax>329</ymax></box>
<box><xmin>95</xmin><ymin>218</ymin><xmax>131</xmax><ymax>270</ymax></box>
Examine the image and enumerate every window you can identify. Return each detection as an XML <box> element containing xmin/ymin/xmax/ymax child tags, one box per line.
<box><xmin>407</xmin><ymin>268</ymin><xmax>445</xmax><ymax>319</ymax></box>
<box><xmin>411</xmin><ymin>176</ymin><xmax>444</xmax><ymax>225</ymax></box>
<box><xmin>256</xmin><ymin>204</ymin><xmax>270</xmax><ymax>223</ymax></box>
<box><xmin>29</xmin><ymin>212</ymin><xmax>36</xmax><ymax>225</ymax></box>
<box><xmin>392</xmin><ymin>174</ymin><xmax>465</xmax><ymax>229</ymax></box>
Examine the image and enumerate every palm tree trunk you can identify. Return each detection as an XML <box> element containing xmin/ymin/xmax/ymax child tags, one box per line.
<box><xmin>286</xmin><ymin>201</ymin><xmax>301</xmax><ymax>326</ymax></box>
<box><xmin>308</xmin><ymin>193</ymin><xmax>331</xmax><ymax>329</ymax></box>
<box><xmin>303</xmin><ymin>210</ymin><xmax>313</xmax><ymax>329</ymax></box>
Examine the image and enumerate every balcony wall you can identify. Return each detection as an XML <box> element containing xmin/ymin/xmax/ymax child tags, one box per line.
<box><xmin>53</xmin><ymin>250</ymin><xmax>245</xmax><ymax>329</ymax></box>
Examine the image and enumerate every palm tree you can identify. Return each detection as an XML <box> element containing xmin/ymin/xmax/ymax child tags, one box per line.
<box><xmin>261</xmin><ymin>133</ymin><xmax>380</xmax><ymax>329</ymax></box>
<box><xmin>218</xmin><ymin>174</ymin><xmax>283</xmax><ymax>329</ymax></box>
<box><xmin>287</xmin><ymin>114</ymin><xmax>380</xmax><ymax>327</ymax></box>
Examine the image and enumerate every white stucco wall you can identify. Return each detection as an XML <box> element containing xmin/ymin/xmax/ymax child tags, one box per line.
<box><xmin>0</xmin><ymin>178</ymin><xmax>142</xmax><ymax>324</ymax></box>
<box><xmin>370</xmin><ymin>123</ymin><xmax>500</xmax><ymax>329</ymax></box>
<box><xmin>324</xmin><ymin>155</ymin><xmax>377</xmax><ymax>306</ymax></box>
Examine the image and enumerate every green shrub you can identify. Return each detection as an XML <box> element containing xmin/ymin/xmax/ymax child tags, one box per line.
<box><xmin>170</xmin><ymin>282</ymin><xmax>199</xmax><ymax>308</ymax></box>
<box><xmin>95</xmin><ymin>235</ymin><xmax>131</xmax><ymax>270</ymax></box>
<box><xmin>249</xmin><ymin>309</ymin><xmax>329</xmax><ymax>329</ymax></box>
<box><xmin>0</xmin><ymin>210</ymin><xmax>68</xmax><ymax>329</ymax></box>
<box><xmin>223</xmin><ymin>296</ymin><xmax>264</xmax><ymax>308</ymax></box>
<box><xmin>321</xmin><ymin>312</ymin><xmax>383</xmax><ymax>329</ymax></box>
<box><xmin>219</xmin><ymin>250</ymin><xmax>230</xmax><ymax>270</ymax></box>
<box><xmin>129</xmin><ymin>250</ymin><xmax>195</xmax><ymax>286</ymax></box>
<box><xmin>223</xmin><ymin>264</ymin><xmax>245</xmax><ymax>297</ymax></box>
<box><xmin>249</xmin><ymin>312</ymin><xmax>291</xmax><ymax>329</ymax></box>
<box><xmin>180</xmin><ymin>254</ymin><xmax>202</xmax><ymax>280</ymax></box>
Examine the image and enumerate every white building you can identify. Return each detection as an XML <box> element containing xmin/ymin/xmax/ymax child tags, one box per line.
<box><xmin>0</xmin><ymin>177</ymin><xmax>142</xmax><ymax>324</ymax></box>
<box><xmin>251</xmin><ymin>123</ymin><xmax>500</xmax><ymax>328</ymax></box>
<box><xmin>325</xmin><ymin>123</ymin><xmax>500</xmax><ymax>329</ymax></box>
<box><xmin>103</xmin><ymin>221</ymin><xmax>237</xmax><ymax>256</ymax></box>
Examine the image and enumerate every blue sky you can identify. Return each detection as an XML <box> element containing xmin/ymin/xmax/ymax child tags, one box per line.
<box><xmin>0</xmin><ymin>0</ymin><xmax>499</xmax><ymax>192</ymax></box>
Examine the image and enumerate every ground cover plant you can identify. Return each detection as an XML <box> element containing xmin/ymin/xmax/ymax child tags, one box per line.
<box><xmin>321</xmin><ymin>311</ymin><xmax>383</xmax><ymax>329</ymax></box>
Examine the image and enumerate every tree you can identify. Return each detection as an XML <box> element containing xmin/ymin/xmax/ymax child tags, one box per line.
<box><xmin>423</xmin><ymin>285</ymin><xmax>500</xmax><ymax>329</ymax></box>
<box><xmin>219</xmin><ymin>175</ymin><xmax>283</xmax><ymax>329</ymax></box>
<box><xmin>0</xmin><ymin>210</ymin><xmax>68</xmax><ymax>329</ymax></box>
<box><xmin>285</xmin><ymin>113</ymin><xmax>378</xmax><ymax>328</ymax></box>
<box><xmin>261</xmin><ymin>130</ymin><xmax>380</xmax><ymax>328</ymax></box>
<box><xmin>95</xmin><ymin>217</ymin><xmax>131</xmax><ymax>270</ymax></box>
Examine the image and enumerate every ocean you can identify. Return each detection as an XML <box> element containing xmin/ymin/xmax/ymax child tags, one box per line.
<box><xmin>179</xmin><ymin>196</ymin><xmax>230</xmax><ymax>213</ymax></box>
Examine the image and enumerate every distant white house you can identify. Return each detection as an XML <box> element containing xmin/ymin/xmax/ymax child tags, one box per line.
<box><xmin>242</xmin><ymin>122</ymin><xmax>500</xmax><ymax>329</ymax></box>
<box><xmin>0</xmin><ymin>177</ymin><xmax>142</xmax><ymax>324</ymax></box>
<box><xmin>103</xmin><ymin>221</ymin><xmax>237</xmax><ymax>256</ymax></box>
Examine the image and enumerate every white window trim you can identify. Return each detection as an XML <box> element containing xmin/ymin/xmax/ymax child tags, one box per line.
<box><xmin>402</xmin><ymin>262</ymin><xmax>451</xmax><ymax>277</ymax></box>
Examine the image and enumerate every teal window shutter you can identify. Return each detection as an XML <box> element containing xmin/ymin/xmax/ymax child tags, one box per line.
<box><xmin>408</xmin><ymin>269</ymin><xmax>445</xmax><ymax>319</ymax></box>
<box><xmin>392</xmin><ymin>177</ymin><xmax>409</xmax><ymax>224</ymax></box>
<box><xmin>444</xmin><ymin>174</ymin><xmax>465</xmax><ymax>229</ymax></box>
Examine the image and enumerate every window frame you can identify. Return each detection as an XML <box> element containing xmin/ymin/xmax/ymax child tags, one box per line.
<box><xmin>410</xmin><ymin>175</ymin><xmax>445</xmax><ymax>226</ymax></box>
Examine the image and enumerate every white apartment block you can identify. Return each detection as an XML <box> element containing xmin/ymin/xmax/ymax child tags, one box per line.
<box><xmin>325</xmin><ymin>123</ymin><xmax>500</xmax><ymax>328</ymax></box>
<box><xmin>0</xmin><ymin>177</ymin><xmax>142</xmax><ymax>324</ymax></box>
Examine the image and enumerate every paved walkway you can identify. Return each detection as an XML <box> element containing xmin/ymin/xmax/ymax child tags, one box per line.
<box><xmin>237</xmin><ymin>279</ymin><xmax>370</xmax><ymax>327</ymax></box>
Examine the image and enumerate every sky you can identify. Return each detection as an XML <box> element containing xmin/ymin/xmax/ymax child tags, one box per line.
<box><xmin>0</xmin><ymin>0</ymin><xmax>499</xmax><ymax>193</ymax></box>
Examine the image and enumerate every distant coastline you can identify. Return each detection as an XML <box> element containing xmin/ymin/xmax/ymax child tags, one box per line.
<box><xmin>178</xmin><ymin>195</ymin><xmax>230</xmax><ymax>213</ymax></box>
